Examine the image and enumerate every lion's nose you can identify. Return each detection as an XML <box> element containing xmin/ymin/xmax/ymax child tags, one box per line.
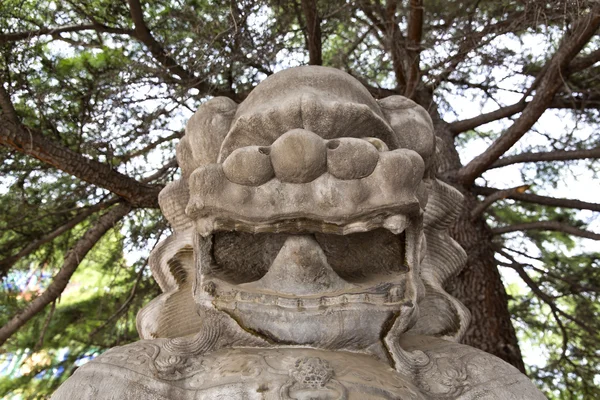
<box><xmin>242</xmin><ymin>235</ymin><xmax>353</xmax><ymax>296</ymax></box>
<box><xmin>270</xmin><ymin>129</ymin><xmax>328</xmax><ymax>183</ymax></box>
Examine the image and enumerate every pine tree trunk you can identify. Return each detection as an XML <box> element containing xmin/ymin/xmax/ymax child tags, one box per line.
<box><xmin>447</xmin><ymin>193</ymin><xmax>526</xmax><ymax>373</ymax></box>
<box><xmin>429</xmin><ymin>105</ymin><xmax>527</xmax><ymax>373</ymax></box>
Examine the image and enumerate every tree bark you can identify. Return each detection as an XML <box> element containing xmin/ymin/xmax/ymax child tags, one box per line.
<box><xmin>429</xmin><ymin>102</ymin><xmax>527</xmax><ymax>373</ymax></box>
<box><xmin>405</xmin><ymin>0</ymin><xmax>423</xmax><ymax>98</ymax></box>
<box><xmin>447</xmin><ymin>191</ymin><xmax>526</xmax><ymax>373</ymax></box>
<box><xmin>300</xmin><ymin>0</ymin><xmax>322</xmax><ymax>65</ymax></box>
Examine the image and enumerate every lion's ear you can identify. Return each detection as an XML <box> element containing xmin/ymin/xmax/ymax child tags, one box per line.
<box><xmin>377</xmin><ymin>96</ymin><xmax>436</xmax><ymax>169</ymax></box>
<box><xmin>177</xmin><ymin>97</ymin><xmax>238</xmax><ymax>177</ymax></box>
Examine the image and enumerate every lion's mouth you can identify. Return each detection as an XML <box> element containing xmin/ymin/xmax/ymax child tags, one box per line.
<box><xmin>193</xmin><ymin>226</ymin><xmax>416</xmax><ymax>349</ymax></box>
<box><xmin>196</xmin><ymin>225</ymin><xmax>414</xmax><ymax>306</ymax></box>
<box><xmin>192</xmin><ymin>225</ymin><xmax>418</xmax><ymax>350</ymax></box>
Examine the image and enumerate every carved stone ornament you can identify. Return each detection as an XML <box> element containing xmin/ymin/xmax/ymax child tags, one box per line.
<box><xmin>52</xmin><ymin>66</ymin><xmax>547</xmax><ymax>399</ymax></box>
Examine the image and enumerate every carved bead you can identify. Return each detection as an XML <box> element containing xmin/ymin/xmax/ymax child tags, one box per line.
<box><xmin>326</xmin><ymin>138</ymin><xmax>379</xmax><ymax>180</ymax></box>
<box><xmin>270</xmin><ymin>129</ymin><xmax>327</xmax><ymax>183</ymax></box>
<box><xmin>222</xmin><ymin>146</ymin><xmax>274</xmax><ymax>186</ymax></box>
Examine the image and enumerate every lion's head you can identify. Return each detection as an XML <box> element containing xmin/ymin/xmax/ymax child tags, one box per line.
<box><xmin>137</xmin><ymin>66</ymin><xmax>469</xmax><ymax>362</ymax></box>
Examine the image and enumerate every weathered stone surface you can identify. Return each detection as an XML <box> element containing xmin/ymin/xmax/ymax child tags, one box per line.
<box><xmin>398</xmin><ymin>335</ymin><xmax>547</xmax><ymax>399</ymax></box>
<box><xmin>53</xmin><ymin>346</ymin><xmax>429</xmax><ymax>399</ymax></box>
<box><xmin>217</xmin><ymin>67</ymin><xmax>396</xmax><ymax>162</ymax></box>
<box><xmin>378</xmin><ymin>95</ymin><xmax>436</xmax><ymax>168</ymax></box>
<box><xmin>186</xmin><ymin>149</ymin><xmax>426</xmax><ymax>237</ymax></box>
<box><xmin>326</xmin><ymin>137</ymin><xmax>379</xmax><ymax>180</ymax></box>
<box><xmin>53</xmin><ymin>337</ymin><xmax>546</xmax><ymax>400</ymax></box>
<box><xmin>242</xmin><ymin>235</ymin><xmax>353</xmax><ymax>296</ymax></box>
<box><xmin>178</xmin><ymin>96</ymin><xmax>238</xmax><ymax>177</ymax></box>
<box><xmin>270</xmin><ymin>129</ymin><xmax>327</xmax><ymax>183</ymax></box>
<box><xmin>222</xmin><ymin>145</ymin><xmax>274</xmax><ymax>186</ymax></box>
<box><xmin>52</xmin><ymin>66</ymin><xmax>546</xmax><ymax>400</ymax></box>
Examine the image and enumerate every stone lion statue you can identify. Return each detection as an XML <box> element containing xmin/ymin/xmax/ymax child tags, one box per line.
<box><xmin>52</xmin><ymin>66</ymin><xmax>546</xmax><ymax>399</ymax></box>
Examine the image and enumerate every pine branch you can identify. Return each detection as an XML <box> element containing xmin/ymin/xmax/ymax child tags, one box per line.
<box><xmin>385</xmin><ymin>0</ymin><xmax>407</xmax><ymax>90</ymax></box>
<box><xmin>0</xmin><ymin>23</ymin><xmax>133</xmax><ymax>43</ymax></box>
<box><xmin>428</xmin><ymin>11</ymin><xmax>529</xmax><ymax>90</ymax></box>
<box><xmin>301</xmin><ymin>0</ymin><xmax>322</xmax><ymax>65</ymax></box>
<box><xmin>338</xmin><ymin>26</ymin><xmax>374</xmax><ymax>69</ymax></box>
<box><xmin>449</xmin><ymin>95</ymin><xmax>600</xmax><ymax>136</ymax></box>
<box><xmin>497</xmin><ymin>251</ymin><xmax>595</xmax><ymax>335</ymax></box>
<box><xmin>498</xmin><ymin>254</ymin><xmax>572</xmax><ymax>361</ymax></box>
<box><xmin>448</xmin><ymin>101</ymin><xmax>527</xmax><ymax>136</ymax></box>
<box><xmin>126</xmin><ymin>0</ymin><xmax>233</xmax><ymax>97</ymax></box>
<box><xmin>489</xmin><ymin>147</ymin><xmax>600</xmax><ymax>169</ymax></box>
<box><xmin>34</xmin><ymin>300</ymin><xmax>56</xmax><ymax>351</ymax></box>
<box><xmin>88</xmin><ymin>261</ymin><xmax>147</xmax><ymax>338</ymax></box>
<box><xmin>471</xmin><ymin>185</ymin><xmax>530</xmax><ymax>220</ymax></box>
<box><xmin>0</xmin><ymin>80</ymin><xmax>19</xmax><ymax>122</ymax></box>
<box><xmin>0</xmin><ymin>83</ymin><xmax>161</xmax><ymax>208</ymax></box>
<box><xmin>0</xmin><ymin>203</ymin><xmax>131</xmax><ymax>348</ymax></box>
<box><xmin>357</xmin><ymin>1</ymin><xmax>387</xmax><ymax>34</ymax></box>
<box><xmin>88</xmin><ymin>228</ymin><xmax>164</xmax><ymax>338</ymax></box>
<box><xmin>116</xmin><ymin>131</ymin><xmax>183</xmax><ymax>163</ymax></box>
<box><xmin>472</xmin><ymin>186</ymin><xmax>600</xmax><ymax>212</ymax></box>
<box><xmin>492</xmin><ymin>220</ymin><xmax>600</xmax><ymax>240</ymax></box>
<box><xmin>570</xmin><ymin>47</ymin><xmax>600</xmax><ymax>73</ymax></box>
<box><xmin>404</xmin><ymin>0</ymin><xmax>423</xmax><ymax>98</ymax></box>
<box><xmin>498</xmin><ymin>257</ymin><xmax>571</xmax><ymax>360</ymax></box>
<box><xmin>359</xmin><ymin>0</ymin><xmax>407</xmax><ymax>89</ymax></box>
<box><xmin>348</xmin><ymin>72</ymin><xmax>400</xmax><ymax>99</ymax></box>
<box><xmin>126</xmin><ymin>0</ymin><xmax>195</xmax><ymax>84</ymax></box>
<box><xmin>502</xmin><ymin>249</ymin><xmax>600</xmax><ymax>293</ymax></box>
<box><xmin>0</xmin><ymin>199</ymin><xmax>119</xmax><ymax>277</ymax></box>
<box><xmin>551</xmin><ymin>94</ymin><xmax>600</xmax><ymax>110</ymax></box>
<box><xmin>140</xmin><ymin>158</ymin><xmax>178</xmax><ymax>183</ymax></box>
<box><xmin>455</xmin><ymin>5</ymin><xmax>600</xmax><ymax>185</ymax></box>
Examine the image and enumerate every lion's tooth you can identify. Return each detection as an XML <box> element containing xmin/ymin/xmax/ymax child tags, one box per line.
<box><xmin>343</xmin><ymin>221</ymin><xmax>370</xmax><ymax>234</ymax></box>
<box><xmin>383</xmin><ymin>215</ymin><xmax>408</xmax><ymax>234</ymax></box>
<box><xmin>195</xmin><ymin>217</ymin><xmax>215</xmax><ymax>237</ymax></box>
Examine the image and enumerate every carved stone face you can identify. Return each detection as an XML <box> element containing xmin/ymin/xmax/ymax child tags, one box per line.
<box><xmin>54</xmin><ymin>67</ymin><xmax>545</xmax><ymax>400</ymax></box>
<box><xmin>156</xmin><ymin>66</ymin><xmax>452</xmax><ymax>355</ymax></box>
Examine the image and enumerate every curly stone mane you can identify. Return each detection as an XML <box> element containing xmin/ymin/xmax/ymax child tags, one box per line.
<box><xmin>407</xmin><ymin>170</ymin><xmax>470</xmax><ymax>341</ymax></box>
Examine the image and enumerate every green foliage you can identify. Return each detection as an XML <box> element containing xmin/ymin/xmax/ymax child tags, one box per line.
<box><xmin>0</xmin><ymin>216</ymin><xmax>161</xmax><ymax>399</ymax></box>
<box><xmin>491</xmin><ymin>200</ymin><xmax>581</xmax><ymax>248</ymax></box>
<box><xmin>488</xmin><ymin>197</ymin><xmax>600</xmax><ymax>398</ymax></box>
<box><xmin>506</xmin><ymin>251</ymin><xmax>600</xmax><ymax>399</ymax></box>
